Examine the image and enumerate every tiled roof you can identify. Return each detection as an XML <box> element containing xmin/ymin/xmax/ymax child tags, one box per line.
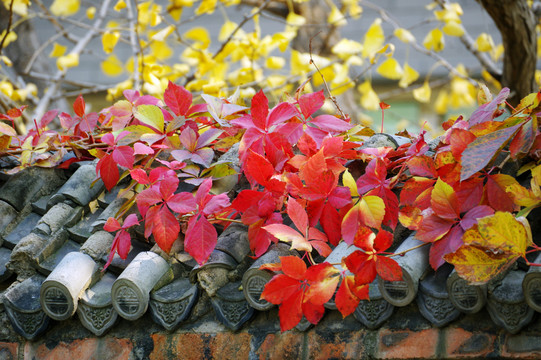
<box><xmin>0</xmin><ymin>147</ymin><xmax>539</xmax><ymax>344</ymax></box>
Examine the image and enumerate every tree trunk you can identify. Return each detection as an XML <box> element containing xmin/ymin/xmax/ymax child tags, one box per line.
<box><xmin>477</xmin><ymin>0</ymin><xmax>537</xmax><ymax>105</ymax></box>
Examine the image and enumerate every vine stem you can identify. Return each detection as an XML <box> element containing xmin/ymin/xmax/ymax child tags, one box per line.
<box><xmin>388</xmin><ymin>241</ymin><xmax>430</xmax><ymax>257</ymax></box>
<box><xmin>308</xmin><ymin>36</ymin><xmax>348</xmax><ymax>120</ymax></box>
<box><xmin>213</xmin><ymin>217</ymin><xmax>244</xmax><ymax>224</ymax></box>
<box><xmin>0</xmin><ymin>0</ymin><xmax>15</xmax><ymax>56</ymax></box>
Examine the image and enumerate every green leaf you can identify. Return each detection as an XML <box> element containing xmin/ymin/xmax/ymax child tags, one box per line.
<box><xmin>134</xmin><ymin>105</ymin><xmax>164</xmax><ymax>132</ymax></box>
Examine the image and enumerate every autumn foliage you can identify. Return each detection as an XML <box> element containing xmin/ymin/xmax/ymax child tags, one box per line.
<box><xmin>1</xmin><ymin>84</ymin><xmax>541</xmax><ymax>331</ymax></box>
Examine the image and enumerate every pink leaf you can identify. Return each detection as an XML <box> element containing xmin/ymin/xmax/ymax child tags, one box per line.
<box><xmin>164</xmin><ymin>81</ymin><xmax>192</xmax><ymax>116</ymax></box>
<box><xmin>299</xmin><ymin>90</ymin><xmax>325</xmax><ymax>118</ymax></box>
<box><xmin>167</xmin><ymin>192</ymin><xmax>197</xmax><ymax>214</ymax></box>
<box><xmin>112</xmin><ymin>146</ymin><xmax>135</xmax><ymax>169</ymax></box>
<box><xmin>185</xmin><ymin>215</ymin><xmax>217</xmax><ymax>264</ymax></box>
<box><xmin>130</xmin><ymin>168</ymin><xmax>150</xmax><ymax>184</ymax></box>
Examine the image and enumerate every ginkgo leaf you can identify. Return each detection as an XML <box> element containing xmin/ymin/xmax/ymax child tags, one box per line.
<box><xmin>423</xmin><ymin>28</ymin><xmax>445</xmax><ymax>52</ymax></box>
<box><xmin>56</xmin><ymin>54</ymin><xmax>79</xmax><ymax>71</ymax></box>
<box><xmin>413</xmin><ymin>82</ymin><xmax>431</xmax><ymax>103</ymax></box>
<box><xmin>358</xmin><ymin>81</ymin><xmax>380</xmax><ymax>111</ymax></box>
<box><xmin>328</xmin><ymin>5</ymin><xmax>347</xmax><ymax>27</ymax></box>
<box><xmin>362</xmin><ymin>18</ymin><xmax>384</xmax><ymax>59</ymax></box>
<box><xmin>376</xmin><ymin>57</ymin><xmax>403</xmax><ymax>80</ymax></box>
<box><xmin>49</xmin><ymin>43</ymin><xmax>66</xmax><ymax>58</ymax></box>
<box><xmin>399</xmin><ymin>63</ymin><xmax>419</xmax><ymax>88</ymax></box>
<box><xmin>102</xmin><ymin>55</ymin><xmax>124</xmax><ymax>77</ymax></box>
<box><xmin>50</xmin><ymin>0</ymin><xmax>80</xmax><ymax>16</ymax></box>
<box><xmin>475</xmin><ymin>33</ymin><xmax>494</xmax><ymax>52</ymax></box>
<box><xmin>102</xmin><ymin>31</ymin><xmax>120</xmax><ymax>54</ymax></box>
<box><xmin>196</xmin><ymin>0</ymin><xmax>217</xmax><ymax>15</ymax></box>
<box><xmin>394</xmin><ymin>28</ymin><xmax>415</xmax><ymax>43</ymax></box>
<box><xmin>442</xmin><ymin>21</ymin><xmax>464</xmax><ymax>37</ymax></box>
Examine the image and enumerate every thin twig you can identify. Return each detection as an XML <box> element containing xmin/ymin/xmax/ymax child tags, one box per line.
<box><xmin>126</xmin><ymin>0</ymin><xmax>143</xmax><ymax>91</ymax></box>
<box><xmin>309</xmin><ymin>35</ymin><xmax>348</xmax><ymax>119</ymax></box>
<box><xmin>362</xmin><ymin>0</ymin><xmax>477</xmax><ymax>86</ymax></box>
<box><xmin>32</xmin><ymin>0</ymin><xmax>113</xmax><ymax>121</ymax></box>
<box><xmin>212</xmin><ymin>0</ymin><xmax>272</xmax><ymax>59</ymax></box>
<box><xmin>389</xmin><ymin>241</ymin><xmax>430</xmax><ymax>257</ymax></box>
<box><xmin>0</xmin><ymin>0</ymin><xmax>15</xmax><ymax>56</ymax></box>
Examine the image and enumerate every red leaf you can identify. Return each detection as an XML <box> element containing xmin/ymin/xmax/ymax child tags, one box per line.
<box><xmin>167</xmin><ymin>192</ymin><xmax>197</xmax><ymax>214</ymax></box>
<box><xmin>251</xmin><ymin>90</ymin><xmax>269</xmax><ymax>130</ymax></box>
<box><xmin>184</xmin><ymin>215</ymin><xmax>217</xmax><ymax>264</ymax></box>
<box><xmin>335</xmin><ymin>276</ymin><xmax>363</xmax><ymax>317</ymax></box>
<box><xmin>431</xmin><ymin>178</ymin><xmax>460</xmax><ymax>220</ymax></box>
<box><xmin>373</xmin><ymin>229</ymin><xmax>393</xmax><ymax>253</ymax></box>
<box><xmin>406</xmin><ymin>156</ymin><xmax>437</xmax><ymax>178</ymax></box>
<box><xmin>304</xmin><ymin>262</ymin><xmax>340</xmax><ymax>305</ymax></box>
<box><xmin>484</xmin><ymin>174</ymin><xmax>519</xmax><ymax>212</ymax></box>
<box><xmin>104</xmin><ymin>217</ymin><xmax>121</xmax><ymax>232</ymax></box>
<box><xmin>469</xmin><ymin>87</ymin><xmax>509</xmax><ymax>126</ymax></box>
<box><xmin>279</xmin><ymin>291</ymin><xmax>303</xmax><ymax>331</ymax></box>
<box><xmin>280</xmin><ymin>255</ymin><xmax>307</xmax><ymax>280</ymax></box>
<box><xmin>98</xmin><ymin>154</ymin><xmax>119</xmax><ymax>191</ymax></box>
<box><xmin>245</xmin><ymin>150</ymin><xmax>275</xmax><ymax>186</ymax></box>
<box><xmin>460</xmin><ymin>123</ymin><xmax>522</xmax><ymax>181</ymax></box>
<box><xmin>310</xmin><ymin>115</ymin><xmax>353</xmax><ymax>133</ymax></box>
<box><xmin>267</xmin><ymin>102</ymin><xmax>297</xmax><ymax>127</ymax></box>
<box><xmin>298</xmin><ymin>90</ymin><xmax>324</xmax><ymax>118</ymax></box>
<box><xmin>320</xmin><ymin>203</ymin><xmax>342</xmax><ymax>246</ymax></box>
<box><xmin>287</xmin><ymin>197</ymin><xmax>308</xmax><ymax>235</ymax></box>
<box><xmin>416</xmin><ymin>213</ymin><xmax>455</xmax><ymax>242</ymax></box>
<box><xmin>73</xmin><ymin>94</ymin><xmax>85</xmax><ymax>117</ymax></box>
<box><xmin>429</xmin><ymin>225</ymin><xmax>464</xmax><ymax>269</ymax></box>
<box><xmin>112</xmin><ymin>146</ymin><xmax>135</xmax><ymax>169</ymax></box>
<box><xmin>137</xmin><ymin>186</ymin><xmax>162</xmax><ymax>208</ymax></box>
<box><xmin>116</xmin><ymin>231</ymin><xmax>132</xmax><ymax>259</ymax></box>
<box><xmin>261</xmin><ymin>274</ymin><xmax>301</xmax><ymax>304</ymax></box>
<box><xmin>130</xmin><ymin>168</ymin><xmax>150</xmax><ymax>184</ymax></box>
<box><xmin>164</xmin><ymin>81</ymin><xmax>192</xmax><ymax>116</ymax></box>
<box><xmin>122</xmin><ymin>214</ymin><xmax>139</xmax><ymax>228</ymax></box>
<box><xmin>376</xmin><ymin>256</ymin><xmax>403</xmax><ymax>281</ymax></box>
<box><xmin>302</xmin><ymin>301</ymin><xmax>326</xmax><ymax>325</ymax></box>
<box><xmin>379</xmin><ymin>101</ymin><xmax>391</xmax><ymax>110</ymax></box>
<box><xmin>152</xmin><ymin>206</ymin><xmax>180</xmax><ymax>253</ymax></box>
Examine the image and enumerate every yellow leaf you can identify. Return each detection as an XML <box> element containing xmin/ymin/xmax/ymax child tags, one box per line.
<box><xmin>442</xmin><ymin>21</ymin><xmax>464</xmax><ymax>37</ymax></box>
<box><xmin>434</xmin><ymin>90</ymin><xmax>449</xmax><ymax>115</ymax></box>
<box><xmin>423</xmin><ymin>28</ymin><xmax>445</xmax><ymax>52</ymax></box>
<box><xmin>286</xmin><ymin>12</ymin><xmax>306</xmax><ymax>26</ymax></box>
<box><xmin>290</xmin><ymin>50</ymin><xmax>311</xmax><ymax>76</ymax></box>
<box><xmin>134</xmin><ymin>105</ymin><xmax>165</xmax><ymax>132</ymax></box>
<box><xmin>328</xmin><ymin>5</ymin><xmax>347</xmax><ymax>27</ymax></box>
<box><xmin>151</xmin><ymin>25</ymin><xmax>175</xmax><ymax>41</ymax></box>
<box><xmin>342</xmin><ymin>169</ymin><xmax>358</xmax><ymax>197</ymax></box>
<box><xmin>2</xmin><ymin>0</ymin><xmax>30</xmax><ymax>16</ymax></box>
<box><xmin>265</xmin><ymin>56</ymin><xmax>285</xmax><ymax>70</ymax></box>
<box><xmin>102</xmin><ymin>32</ymin><xmax>120</xmax><ymax>54</ymax></box>
<box><xmin>362</xmin><ymin>18</ymin><xmax>384</xmax><ymax>59</ymax></box>
<box><xmin>376</xmin><ymin>57</ymin><xmax>403</xmax><ymax>80</ymax></box>
<box><xmin>219</xmin><ymin>21</ymin><xmax>237</xmax><ymax>42</ymax></box>
<box><xmin>357</xmin><ymin>81</ymin><xmax>380</xmax><ymax>111</ymax></box>
<box><xmin>86</xmin><ymin>6</ymin><xmax>96</xmax><ymax>19</ymax></box>
<box><xmin>196</xmin><ymin>0</ymin><xmax>217</xmax><ymax>15</ymax></box>
<box><xmin>465</xmin><ymin>212</ymin><xmax>532</xmax><ymax>254</ymax></box>
<box><xmin>50</xmin><ymin>0</ymin><xmax>80</xmax><ymax>16</ymax></box>
<box><xmin>332</xmin><ymin>38</ymin><xmax>363</xmax><ymax>59</ymax></box>
<box><xmin>56</xmin><ymin>53</ymin><xmax>79</xmax><ymax>71</ymax></box>
<box><xmin>413</xmin><ymin>82</ymin><xmax>431</xmax><ymax>103</ymax></box>
<box><xmin>185</xmin><ymin>27</ymin><xmax>211</xmax><ymax>49</ymax></box>
<box><xmin>399</xmin><ymin>63</ymin><xmax>419</xmax><ymax>88</ymax></box>
<box><xmin>0</xmin><ymin>31</ymin><xmax>16</xmax><ymax>48</ymax></box>
<box><xmin>0</xmin><ymin>55</ymin><xmax>12</xmax><ymax>67</ymax></box>
<box><xmin>394</xmin><ymin>28</ymin><xmax>415</xmax><ymax>44</ymax></box>
<box><xmin>444</xmin><ymin>245</ymin><xmax>512</xmax><ymax>285</ymax></box>
<box><xmin>0</xmin><ymin>81</ymin><xmax>13</xmax><ymax>98</ymax></box>
<box><xmin>359</xmin><ymin>195</ymin><xmax>385</xmax><ymax>228</ymax></box>
<box><xmin>114</xmin><ymin>0</ymin><xmax>126</xmax><ymax>11</ymax></box>
<box><xmin>150</xmin><ymin>41</ymin><xmax>173</xmax><ymax>60</ymax></box>
<box><xmin>101</xmin><ymin>55</ymin><xmax>124</xmax><ymax>77</ymax></box>
<box><xmin>49</xmin><ymin>43</ymin><xmax>67</xmax><ymax>58</ymax></box>
<box><xmin>475</xmin><ymin>33</ymin><xmax>494</xmax><ymax>52</ymax></box>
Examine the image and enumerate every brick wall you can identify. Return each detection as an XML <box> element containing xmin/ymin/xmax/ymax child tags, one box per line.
<box><xmin>1</xmin><ymin>306</ymin><xmax>541</xmax><ymax>359</ymax></box>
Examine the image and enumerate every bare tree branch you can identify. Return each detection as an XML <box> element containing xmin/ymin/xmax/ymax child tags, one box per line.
<box><xmin>32</xmin><ymin>0</ymin><xmax>113</xmax><ymax>121</ymax></box>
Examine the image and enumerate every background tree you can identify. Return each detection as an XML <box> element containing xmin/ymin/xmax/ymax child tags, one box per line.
<box><xmin>0</xmin><ymin>0</ymin><xmax>539</xmax><ymax>129</ymax></box>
